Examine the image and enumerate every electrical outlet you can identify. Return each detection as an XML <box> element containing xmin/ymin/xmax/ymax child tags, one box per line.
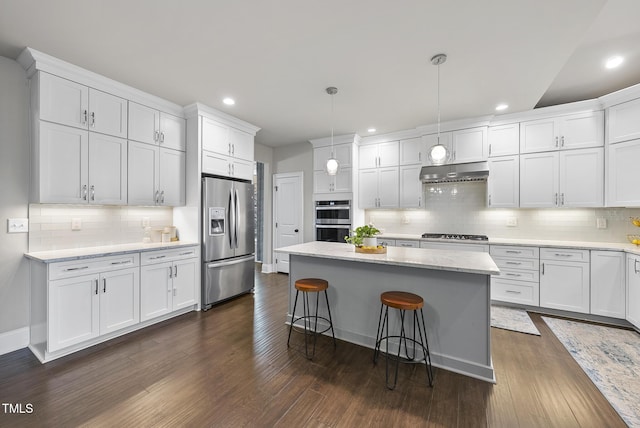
<box><xmin>71</xmin><ymin>218</ymin><xmax>82</xmax><ymax>231</ymax></box>
<box><xmin>596</xmin><ymin>218</ymin><xmax>607</xmax><ymax>229</ymax></box>
<box><xmin>7</xmin><ymin>218</ymin><xmax>29</xmax><ymax>233</ymax></box>
<box><xmin>402</xmin><ymin>215</ymin><xmax>410</xmax><ymax>224</ymax></box>
<box><xmin>506</xmin><ymin>217</ymin><xmax>518</xmax><ymax>227</ymax></box>
<box><xmin>142</xmin><ymin>217</ymin><xmax>150</xmax><ymax>227</ymax></box>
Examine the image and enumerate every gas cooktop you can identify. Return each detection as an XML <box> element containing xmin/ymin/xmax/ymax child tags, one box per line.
<box><xmin>421</xmin><ymin>233</ymin><xmax>489</xmax><ymax>241</ymax></box>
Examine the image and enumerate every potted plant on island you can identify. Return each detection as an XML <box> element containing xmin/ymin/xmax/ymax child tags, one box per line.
<box><xmin>344</xmin><ymin>224</ymin><xmax>381</xmax><ymax>248</ymax></box>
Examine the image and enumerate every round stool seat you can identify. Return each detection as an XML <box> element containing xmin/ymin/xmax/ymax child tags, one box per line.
<box><xmin>380</xmin><ymin>291</ymin><xmax>424</xmax><ymax>311</ymax></box>
<box><xmin>295</xmin><ymin>278</ymin><xmax>328</xmax><ymax>293</ymax></box>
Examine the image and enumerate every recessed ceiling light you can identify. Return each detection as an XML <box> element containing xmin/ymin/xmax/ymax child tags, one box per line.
<box><xmin>367</xmin><ymin>128</ymin><xmax>376</xmax><ymax>133</ymax></box>
<box><xmin>495</xmin><ymin>103</ymin><xmax>509</xmax><ymax>111</ymax></box>
<box><xmin>223</xmin><ymin>97</ymin><xmax>235</xmax><ymax>105</ymax></box>
<box><xmin>605</xmin><ymin>56</ymin><xmax>624</xmax><ymax>69</ymax></box>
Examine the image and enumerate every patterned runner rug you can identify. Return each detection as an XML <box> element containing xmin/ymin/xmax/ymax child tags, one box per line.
<box><xmin>542</xmin><ymin>316</ymin><xmax>640</xmax><ymax>428</ymax></box>
<box><xmin>490</xmin><ymin>305</ymin><xmax>540</xmax><ymax>336</ymax></box>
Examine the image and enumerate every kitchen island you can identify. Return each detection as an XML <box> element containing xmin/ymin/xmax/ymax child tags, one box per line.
<box><xmin>277</xmin><ymin>241</ymin><xmax>500</xmax><ymax>383</ymax></box>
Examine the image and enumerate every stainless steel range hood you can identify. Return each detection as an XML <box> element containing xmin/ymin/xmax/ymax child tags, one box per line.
<box><xmin>420</xmin><ymin>161</ymin><xmax>489</xmax><ymax>183</ymax></box>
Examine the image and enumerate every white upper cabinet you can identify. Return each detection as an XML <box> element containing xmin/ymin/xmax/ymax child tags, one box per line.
<box><xmin>450</xmin><ymin>126</ymin><xmax>488</xmax><ymax>163</ymax></box>
<box><xmin>608</xmin><ymin>98</ymin><xmax>640</xmax><ymax>144</ymax></box>
<box><xmin>38</xmin><ymin>72</ymin><xmax>127</xmax><ymax>138</ymax></box>
<box><xmin>520</xmin><ymin>111</ymin><xmax>603</xmax><ymax>153</ymax></box>
<box><xmin>359</xmin><ymin>167</ymin><xmax>399</xmax><ymax>208</ymax></box>
<box><xmin>359</xmin><ymin>141</ymin><xmax>399</xmax><ymax>169</ymax></box>
<box><xmin>159</xmin><ymin>148</ymin><xmax>186</xmax><ymax>206</ymax></box>
<box><xmin>128</xmin><ymin>102</ymin><xmax>186</xmax><ymax>151</ymax></box>
<box><xmin>607</xmin><ymin>138</ymin><xmax>640</xmax><ymax>207</ymax></box>
<box><xmin>399</xmin><ymin>137</ymin><xmax>424</xmax><ymax>165</ymax></box>
<box><xmin>313</xmin><ymin>144</ymin><xmax>352</xmax><ymax>170</ymax></box>
<box><xmin>487</xmin><ymin>155</ymin><xmax>519</xmax><ymax>208</ymax></box>
<box><xmin>202</xmin><ymin>116</ymin><xmax>254</xmax><ymax>162</ymax></box>
<box><xmin>399</xmin><ymin>164</ymin><xmax>422</xmax><ymax>208</ymax></box>
<box><xmin>520</xmin><ymin>147</ymin><xmax>603</xmax><ymax>208</ymax></box>
<box><xmin>488</xmin><ymin>123</ymin><xmax>519</xmax><ymax>157</ymax></box>
<box><xmin>128</xmin><ymin>142</ymin><xmax>185</xmax><ymax>206</ymax></box>
<box><xmin>36</xmin><ymin>121</ymin><xmax>126</xmax><ymax>205</ymax></box>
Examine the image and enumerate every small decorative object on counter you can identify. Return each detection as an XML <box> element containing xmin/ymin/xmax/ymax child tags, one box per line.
<box><xmin>631</xmin><ymin>217</ymin><xmax>640</xmax><ymax>227</ymax></box>
<box><xmin>346</xmin><ymin>224</ymin><xmax>385</xmax><ymax>253</ymax></box>
<box><xmin>628</xmin><ymin>235</ymin><xmax>640</xmax><ymax>246</ymax></box>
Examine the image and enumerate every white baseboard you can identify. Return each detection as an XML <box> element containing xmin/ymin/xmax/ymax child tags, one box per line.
<box><xmin>261</xmin><ymin>263</ymin><xmax>275</xmax><ymax>273</ymax></box>
<box><xmin>0</xmin><ymin>327</ymin><xmax>29</xmax><ymax>356</ymax></box>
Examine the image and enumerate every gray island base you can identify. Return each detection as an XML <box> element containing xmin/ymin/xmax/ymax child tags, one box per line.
<box><xmin>278</xmin><ymin>242</ymin><xmax>500</xmax><ymax>383</ymax></box>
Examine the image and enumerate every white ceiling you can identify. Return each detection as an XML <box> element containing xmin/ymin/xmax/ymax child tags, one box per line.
<box><xmin>1</xmin><ymin>0</ymin><xmax>639</xmax><ymax>147</ymax></box>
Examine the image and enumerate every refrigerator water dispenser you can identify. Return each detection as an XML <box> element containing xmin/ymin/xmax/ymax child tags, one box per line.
<box><xmin>209</xmin><ymin>207</ymin><xmax>225</xmax><ymax>235</ymax></box>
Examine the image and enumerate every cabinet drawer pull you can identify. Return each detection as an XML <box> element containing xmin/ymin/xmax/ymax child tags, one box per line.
<box><xmin>179</xmin><ymin>251</ymin><xmax>193</xmax><ymax>256</ymax></box>
<box><xmin>149</xmin><ymin>255</ymin><xmax>166</xmax><ymax>260</ymax></box>
<box><xmin>554</xmin><ymin>253</ymin><xmax>573</xmax><ymax>257</ymax></box>
<box><xmin>110</xmin><ymin>260</ymin><xmax>131</xmax><ymax>265</ymax></box>
<box><xmin>505</xmin><ymin>290</ymin><xmax>521</xmax><ymax>294</ymax></box>
<box><xmin>505</xmin><ymin>261</ymin><xmax>522</xmax><ymax>265</ymax></box>
<box><xmin>64</xmin><ymin>266</ymin><xmax>89</xmax><ymax>272</ymax></box>
<box><xmin>505</xmin><ymin>273</ymin><xmax>522</xmax><ymax>277</ymax></box>
<box><xmin>505</xmin><ymin>250</ymin><xmax>521</xmax><ymax>254</ymax></box>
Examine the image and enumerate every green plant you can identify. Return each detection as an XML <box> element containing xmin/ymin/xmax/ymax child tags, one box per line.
<box><xmin>344</xmin><ymin>224</ymin><xmax>380</xmax><ymax>246</ymax></box>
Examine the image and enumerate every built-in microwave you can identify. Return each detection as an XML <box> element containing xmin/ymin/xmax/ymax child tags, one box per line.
<box><xmin>315</xmin><ymin>200</ymin><xmax>351</xmax><ymax>225</ymax></box>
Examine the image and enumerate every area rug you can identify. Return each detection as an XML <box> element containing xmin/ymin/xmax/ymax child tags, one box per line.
<box><xmin>542</xmin><ymin>317</ymin><xmax>640</xmax><ymax>428</ymax></box>
<box><xmin>490</xmin><ymin>305</ymin><xmax>540</xmax><ymax>336</ymax></box>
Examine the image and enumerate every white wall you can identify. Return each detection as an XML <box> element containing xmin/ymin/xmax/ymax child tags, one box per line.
<box><xmin>255</xmin><ymin>143</ymin><xmax>274</xmax><ymax>264</ymax></box>
<box><xmin>273</xmin><ymin>142</ymin><xmax>314</xmax><ymax>243</ymax></box>
<box><xmin>367</xmin><ymin>181</ymin><xmax>640</xmax><ymax>243</ymax></box>
<box><xmin>0</xmin><ymin>56</ymin><xmax>30</xmax><ymax>338</ymax></box>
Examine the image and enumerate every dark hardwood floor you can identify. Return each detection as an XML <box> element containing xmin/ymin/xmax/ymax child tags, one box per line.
<box><xmin>0</xmin><ymin>266</ymin><xmax>627</xmax><ymax>427</ymax></box>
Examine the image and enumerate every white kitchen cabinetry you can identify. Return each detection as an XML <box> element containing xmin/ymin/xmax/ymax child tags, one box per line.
<box><xmin>450</xmin><ymin>127</ymin><xmax>488</xmax><ymax>163</ymax></box>
<box><xmin>313</xmin><ymin>143</ymin><xmax>352</xmax><ymax>170</ymax></box>
<box><xmin>378</xmin><ymin>238</ymin><xmax>396</xmax><ymax>247</ymax></box>
<box><xmin>487</xmin><ymin>155</ymin><xmax>519</xmax><ymax>208</ymax></box>
<box><xmin>359</xmin><ymin>167</ymin><xmax>399</xmax><ymax>208</ymax></box>
<box><xmin>608</xmin><ymin>98</ymin><xmax>640</xmax><ymax>144</ymax></box>
<box><xmin>488</xmin><ymin>123</ymin><xmax>519</xmax><ymax>157</ymax></box>
<box><xmin>38</xmin><ymin>72</ymin><xmax>127</xmax><ymax>138</ymax></box>
<box><xmin>45</xmin><ymin>254</ymin><xmax>140</xmax><ymax>353</ymax></box>
<box><xmin>520</xmin><ymin>147</ymin><xmax>603</xmax><ymax>208</ymax></box>
<box><xmin>399</xmin><ymin>165</ymin><xmax>422</xmax><ymax>208</ymax></box>
<box><xmin>140</xmin><ymin>247</ymin><xmax>198</xmax><ymax>322</ymax></box>
<box><xmin>201</xmin><ymin>116</ymin><xmax>254</xmax><ymax>180</ymax></box>
<box><xmin>520</xmin><ymin>111</ymin><xmax>603</xmax><ymax>154</ymax></box>
<box><xmin>540</xmin><ymin>248</ymin><xmax>590</xmax><ymax>314</ymax></box>
<box><xmin>607</xmin><ymin>139</ymin><xmax>640</xmax><ymax>207</ymax></box>
<box><xmin>627</xmin><ymin>254</ymin><xmax>640</xmax><ymax>330</ymax></box>
<box><xmin>359</xmin><ymin>141</ymin><xmax>399</xmax><ymax>169</ymax></box>
<box><xmin>490</xmin><ymin>245</ymin><xmax>540</xmax><ymax>306</ymax></box>
<box><xmin>312</xmin><ymin>143</ymin><xmax>353</xmax><ymax>194</ymax></box>
<box><xmin>395</xmin><ymin>240</ymin><xmax>420</xmax><ymax>248</ymax></box>
<box><xmin>313</xmin><ymin>169</ymin><xmax>352</xmax><ymax>194</ymax></box>
<box><xmin>420</xmin><ymin>241</ymin><xmax>489</xmax><ymax>252</ymax></box>
<box><xmin>590</xmin><ymin>251</ymin><xmax>625</xmax><ymax>319</ymax></box>
<box><xmin>128</xmin><ymin>102</ymin><xmax>186</xmax><ymax>151</ymax></box>
<box><xmin>128</xmin><ymin>141</ymin><xmax>185</xmax><ymax>206</ymax></box>
<box><xmin>36</xmin><ymin>121</ymin><xmax>127</xmax><ymax>205</ymax></box>
<box><xmin>399</xmin><ymin>137</ymin><xmax>424</xmax><ymax>165</ymax></box>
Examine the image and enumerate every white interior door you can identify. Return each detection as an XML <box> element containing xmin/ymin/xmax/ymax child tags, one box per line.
<box><xmin>273</xmin><ymin>172</ymin><xmax>303</xmax><ymax>273</ymax></box>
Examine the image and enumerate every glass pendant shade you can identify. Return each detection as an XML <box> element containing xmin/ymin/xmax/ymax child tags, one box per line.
<box><xmin>428</xmin><ymin>143</ymin><xmax>449</xmax><ymax>166</ymax></box>
<box><xmin>326</xmin><ymin>157</ymin><xmax>339</xmax><ymax>175</ymax></box>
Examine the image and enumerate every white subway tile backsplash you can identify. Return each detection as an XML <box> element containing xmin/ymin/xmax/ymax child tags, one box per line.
<box><xmin>366</xmin><ymin>182</ymin><xmax>640</xmax><ymax>244</ymax></box>
<box><xmin>28</xmin><ymin>204</ymin><xmax>174</xmax><ymax>251</ymax></box>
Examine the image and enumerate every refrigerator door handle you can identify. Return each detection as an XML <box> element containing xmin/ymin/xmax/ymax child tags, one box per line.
<box><xmin>228</xmin><ymin>189</ymin><xmax>235</xmax><ymax>249</ymax></box>
<box><xmin>207</xmin><ymin>254</ymin><xmax>255</xmax><ymax>269</ymax></box>
<box><xmin>234</xmin><ymin>188</ymin><xmax>240</xmax><ymax>249</ymax></box>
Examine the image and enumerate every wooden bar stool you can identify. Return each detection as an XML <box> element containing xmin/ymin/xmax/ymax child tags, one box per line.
<box><xmin>287</xmin><ymin>278</ymin><xmax>336</xmax><ymax>359</ymax></box>
<box><xmin>373</xmin><ymin>291</ymin><xmax>434</xmax><ymax>389</ymax></box>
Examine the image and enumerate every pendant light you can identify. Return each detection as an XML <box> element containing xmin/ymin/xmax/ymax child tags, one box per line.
<box><xmin>325</xmin><ymin>86</ymin><xmax>339</xmax><ymax>176</ymax></box>
<box><xmin>428</xmin><ymin>53</ymin><xmax>450</xmax><ymax>166</ymax></box>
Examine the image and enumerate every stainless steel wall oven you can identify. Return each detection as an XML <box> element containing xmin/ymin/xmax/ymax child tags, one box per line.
<box><xmin>315</xmin><ymin>200</ymin><xmax>351</xmax><ymax>242</ymax></box>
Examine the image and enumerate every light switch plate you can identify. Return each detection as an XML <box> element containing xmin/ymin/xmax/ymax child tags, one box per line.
<box><xmin>7</xmin><ymin>218</ymin><xmax>29</xmax><ymax>233</ymax></box>
<box><xmin>506</xmin><ymin>217</ymin><xmax>518</xmax><ymax>227</ymax></box>
<box><xmin>71</xmin><ymin>218</ymin><xmax>82</xmax><ymax>231</ymax></box>
<box><xmin>596</xmin><ymin>218</ymin><xmax>607</xmax><ymax>229</ymax></box>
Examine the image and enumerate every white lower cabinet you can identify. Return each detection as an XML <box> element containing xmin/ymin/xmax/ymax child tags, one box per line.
<box><xmin>490</xmin><ymin>245</ymin><xmax>540</xmax><ymax>306</ymax></box>
<box><xmin>420</xmin><ymin>241</ymin><xmax>489</xmax><ymax>252</ymax></box>
<box><xmin>627</xmin><ymin>254</ymin><xmax>640</xmax><ymax>330</ymax></box>
<box><xmin>202</xmin><ymin>150</ymin><xmax>253</xmax><ymax>181</ymax></box>
<box><xmin>140</xmin><ymin>248</ymin><xmax>198</xmax><ymax>322</ymax></box>
<box><xmin>47</xmin><ymin>254</ymin><xmax>140</xmax><ymax>353</ymax></box>
<box><xmin>590</xmin><ymin>251</ymin><xmax>625</xmax><ymax>318</ymax></box>
<box><xmin>539</xmin><ymin>248</ymin><xmax>590</xmax><ymax>314</ymax></box>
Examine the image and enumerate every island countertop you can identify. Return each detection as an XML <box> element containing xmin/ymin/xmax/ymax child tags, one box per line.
<box><xmin>277</xmin><ymin>241</ymin><xmax>500</xmax><ymax>276</ymax></box>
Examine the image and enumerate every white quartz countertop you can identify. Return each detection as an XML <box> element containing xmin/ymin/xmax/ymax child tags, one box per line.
<box><xmin>25</xmin><ymin>241</ymin><xmax>199</xmax><ymax>263</ymax></box>
<box><xmin>378</xmin><ymin>233</ymin><xmax>640</xmax><ymax>255</ymax></box>
<box><xmin>277</xmin><ymin>241</ymin><xmax>500</xmax><ymax>275</ymax></box>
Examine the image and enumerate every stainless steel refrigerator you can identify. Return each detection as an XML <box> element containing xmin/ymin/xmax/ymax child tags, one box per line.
<box><xmin>202</xmin><ymin>175</ymin><xmax>255</xmax><ymax>310</ymax></box>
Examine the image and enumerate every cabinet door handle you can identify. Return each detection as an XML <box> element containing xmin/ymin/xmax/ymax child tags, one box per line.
<box><xmin>95</xmin><ymin>279</ymin><xmax>99</xmax><ymax>295</ymax></box>
<box><xmin>488</xmin><ymin>144</ymin><xmax>491</xmax><ymax>155</ymax></box>
<box><xmin>82</xmin><ymin>109</ymin><xmax>88</xmax><ymax>125</ymax></box>
<box><xmin>160</xmin><ymin>132</ymin><xmax>165</xmax><ymax>143</ymax></box>
<box><xmin>154</xmin><ymin>130</ymin><xmax>159</xmax><ymax>142</ymax></box>
<box><xmin>418</xmin><ymin>196</ymin><xmax>421</xmax><ymax>208</ymax></box>
<box><xmin>90</xmin><ymin>112</ymin><xmax>96</xmax><ymax>127</ymax></box>
<box><xmin>561</xmin><ymin>193</ymin><xmax>565</xmax><ymax>206</ymax></box>
<box><xmin>173</xmin><ymin>287</ymin><xmax>177</xmax><ymax>297</ymax></box>
<box><xmin>635</xmin><ymin>259</ymin><xmax>639</xmax><ymax>274</ymax></box>
<box><xmin>82</xmin><ymin>184</ymin><xmax>88</xmax><ymax>201</ymax></box>
<box><xmin>228</xmin><ymin>143</ymin><xmax>231</xmax><ymax>155</ymax></box>
<box><xmin>103</xmin><ymin>278</ymin><xmax>107</xmax><ymax>293</ymax></box>
<box><xmin>561</xmin><ymin>136</ymin><xmax>565</xmax><ymax>147</ymax></box>
<box><xmin>160</xmin><ymin>190</ymin><xmax>165</xmax><ymax>204</ymax></box>
<box><xmin>174</xmin><ymin>265</ymin><xmax>178</xmax><ymax>277</ymax></box>
<box><xmin>90</xmin><ymin>185</ymin><xmax>95</xmax><ymax>201</ymax></box>
<box><xmin>169</xmin><ymin>266</ymin><xmax>173</xmax><ymax>279</ymax></box>
<box><xmin>555</xmin><ymin>136</ymin><xmax>559</xmax><ymax>147</ymax></box>
<box><xmin>232</xmin><ymin>144</ymin><xmax>235</xmax><ymax>156</ymax></box>
<box><xmin>419</xmin><ymin>152</ymin><xmax>422</xmax><ymax>161</ymax></box>
<box><xmin>554</xmin><ymin>193</ymin><xmax>558</xmax><ymax>206</ymax></box>
<box><xmin>155</xmin><ymin>190</ymin><xmax>160</xmax><ymax>204</ymax></box>
<box><xmin>541</xmin><ymin>263</ymin><xmax>545</xmax><ymax>274</ymax></box>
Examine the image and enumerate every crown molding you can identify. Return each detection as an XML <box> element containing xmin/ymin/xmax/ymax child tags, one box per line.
<box><xmin>184</xmin><ymin>102</ymin><xmax>260</xmax><ymax>135</ymax></box>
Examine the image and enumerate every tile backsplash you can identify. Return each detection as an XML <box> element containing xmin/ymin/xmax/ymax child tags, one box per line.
<box><xmin>28</xmin><ymin>204</ymin><xmax>174</xmax><ymax>251</ymax></box>
<box><xmin>366</xmin><ymin>182</ymin><xmax>640</xmax><ymax>243</ymax></box>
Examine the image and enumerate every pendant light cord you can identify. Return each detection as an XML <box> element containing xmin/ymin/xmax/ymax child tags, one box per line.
<box><xmin>331</xmin><ymin>91</ymin><xmax>335</xmax><ymax>156</ymax></box>
<box><xmin>437</xmin><ymin>61</ymin><xmax>441</xmax><ymax>142</ymax></box>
